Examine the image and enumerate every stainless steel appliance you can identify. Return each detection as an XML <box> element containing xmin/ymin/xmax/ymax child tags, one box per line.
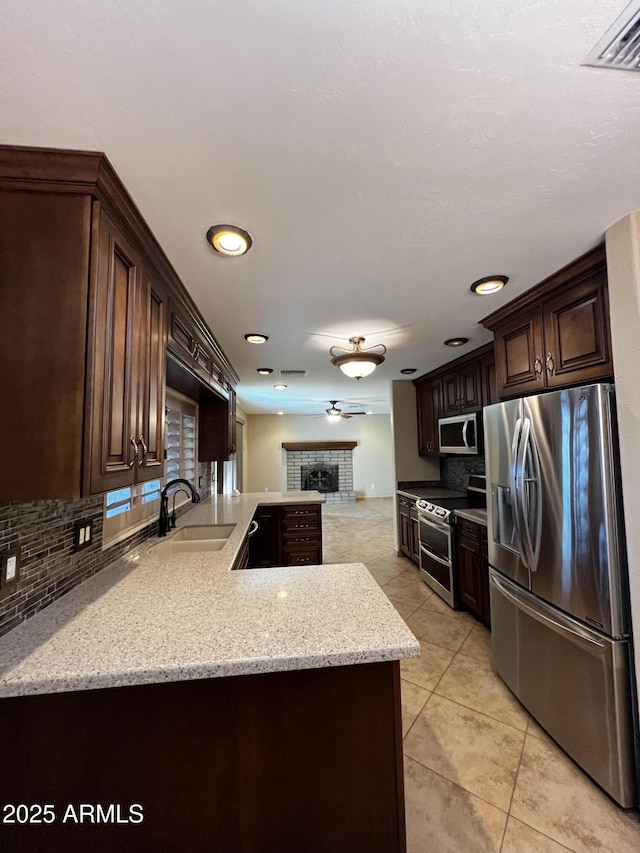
<box><xmin>484</xmin><ymin>383</ymin><xmax>638</xmax><ymax>807</ymax></box>
<box><xmin>438</xmin><ymin>411</ymin><xmax>480</xmax><ymax>455</ymax></box>
<box><xmin>416</xmin><ymin>474</ymin><xmax>486</xmax><ymax>608</ymax></box>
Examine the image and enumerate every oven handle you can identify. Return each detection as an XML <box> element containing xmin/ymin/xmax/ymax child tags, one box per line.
<box><xmin>420</xmin><ymin>544</ymin><xmax>452</xmax><ymax>568</ymax></box>
<box><xmin>418</xmin><ymin>513</ymin><xmax>450</xmax><ymax>534</ymax></box>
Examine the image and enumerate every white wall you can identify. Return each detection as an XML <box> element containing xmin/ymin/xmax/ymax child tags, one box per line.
<box><xmin>236</xmin><ymin>402</ymin><xmax>250</xmax><ymax>493</ymax></box>
<box><xmin>246</xmin><ymin>414</ymin><xmax>394</xmax><ymax>497</ymax></box>
<box><xmin>605</xmin><ymin>213</ymin><xmax>640</xmax><ymax>703</ymax></box>
<box><xmin>391</xmin><ymin>379</ymin><xmax>440</xmax><ymax>483</ymax></box>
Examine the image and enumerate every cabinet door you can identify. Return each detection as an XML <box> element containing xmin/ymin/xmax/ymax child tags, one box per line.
<box><xmin>457</xmin><ymin>534</ymin><xmax>483</xmax><ymax>615</ymax></box>
<box><xmin>459</xmin><ymin>362</ymin><xmax>482</xmax><ymax>412</ymax></box>
<box><xmin>480</xmin><ymin>353</ymin><xmax>497</xmax><ymax>408</ymax></box>
<box><xmin>228</xmin><ymin>386</ymin><xmax>237</xmax><ymax>455</ymax></box>
<box><xmin>441</xmin><ymin>370</ymin><xmax>461</xmax><ymax>416</ymax></box>
<box><xmin>168</xmin><ymin>305</ymin><xmax>197</xmax><ymax>363</ymax></box>
<box><xmin>137</xmin><ymin>269</ymin><xmax>167</xmax><ymax>483</ymax></box>
<box><xmin>398</xmin><ymin>498</ymin><xmax>412</xmax><ymax>557</ymax></box>
<box><xmin>542</xmin><ymin>271</ymin><xmax>613</xmax><ymax>388</ymax></box>
<box><xmin>416</xmin><ymin>377</ymin><xmax>442</xmax><ymax>455</ymax></box>
<box><xmin>88</xmin><ymin>208</ymin><xmax>141</xmax><ymax>494</ymax></box>
<box><xmin>248</xmin><ymin>507</ymin><xmax>282</xmax><ymax>568</ymax></box>
<box><xmin>493</xmin><ymin>309</ymin><xmax>545</xmax><ymax>399</ymax></box>
<box><xmin>410</xmin><ymin>513</ymin><xmax>420</xmax><ymax>565</ymax></box>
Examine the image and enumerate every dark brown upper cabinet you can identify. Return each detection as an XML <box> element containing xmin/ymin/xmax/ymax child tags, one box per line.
<box><xmin>413</xmin><ymin>343</ymin><xmax>494</xmax><ymax>458</ymax></box>
<box><xmin>0</xmin><ymin>145</ymin><xmax>237</xmax><ymax>502</ymax></box>
<box><xmin>441</xmin><ymin>360</ymin><xmax>482</xmax><ymax>415</ymax></box>
<box><xmin>88</xmin><ymin>210</ymin><xmax>168</xmax><ymax>494</ymax></box>
<box><xmin>482</xmin><ymin>247</ymin><xmax>613</xmax><ymax>400</ymax></box>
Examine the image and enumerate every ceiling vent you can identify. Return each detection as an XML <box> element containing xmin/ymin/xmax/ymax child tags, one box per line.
<box><xmin>280</xmin><ymin>370</ymin><xmax>308</xmax><ymax>377</ymax></box>
<box><xmin>582</xmin><ymin>1</ymin><xmax>640</xmax><ymax>71</ymax></box>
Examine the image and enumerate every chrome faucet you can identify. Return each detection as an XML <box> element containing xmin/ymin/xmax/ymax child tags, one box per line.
<box><xmin>158</xmin><ymin>479</ymin><xmax>201</xmax><ymax>537</ymax></box>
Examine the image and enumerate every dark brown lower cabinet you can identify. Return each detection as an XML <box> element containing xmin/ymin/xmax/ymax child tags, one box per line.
<box><xmin>456</xmin><ymin>519</ymin><xmax>491</xmax><ymax>626</ymax></box>
<box><xmin>0</xmin><ymin>662</ymin><xmax>406</xmax><ymax>853</ymax></box>
<box><xmin>398</xmin><ymin>496</ymin><xmax>420</xmax><ymax>566</ymax></box>
<box><xmin>248</xmin><ymin>503</ymin><xmax>322</xmax><ymax>568</ymax></box>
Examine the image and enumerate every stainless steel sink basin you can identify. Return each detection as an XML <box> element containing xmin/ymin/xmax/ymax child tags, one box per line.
<box><xmin>148</xmin><ymin>523</ymin><xmax>236</xmax><ymax>556</ymax></box>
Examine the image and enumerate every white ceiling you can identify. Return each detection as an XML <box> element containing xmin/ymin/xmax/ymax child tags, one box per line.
<box><xmin>2</xmin><ymin>1</ymin><xmax>639</xmax><ymax>415</ymax></box>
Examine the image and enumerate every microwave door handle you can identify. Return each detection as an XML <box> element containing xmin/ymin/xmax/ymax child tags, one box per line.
<box><xmin>462</xmin><ymin>419</ymin><xmax>470</xmax><ymax>448</ymax></box>
<box><xmin>510</xmin><ymin>418</ymin><xmax>528</xmax><ymax>568</ymax></box>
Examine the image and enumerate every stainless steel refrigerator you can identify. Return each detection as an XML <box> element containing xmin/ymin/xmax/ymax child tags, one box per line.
<box><xmin>484</xmin><ymin>383</ymin><xmax>638</xmax><ymax>807</ymax></box>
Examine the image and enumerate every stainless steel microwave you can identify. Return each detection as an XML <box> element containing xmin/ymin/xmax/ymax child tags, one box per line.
<box><xmin>438</xmin><ymin>412</ymin><xmax>480</xmax><ymax>455</ymax></box>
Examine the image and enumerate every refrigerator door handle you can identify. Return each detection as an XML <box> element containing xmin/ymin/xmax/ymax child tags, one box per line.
<box><xmin>519</xmin><ymin>418</ymin><xmax>542</xmax><ymax>572</ymax></box>
<box><xmin>510</xmin><ymin>417</ymin><xmax>528</xmax><ymax>568</ymax></box>
<box><xmin>490</xmin><ymin>570</ymin><xmax>605</xmax><ymax>652</ymax></box>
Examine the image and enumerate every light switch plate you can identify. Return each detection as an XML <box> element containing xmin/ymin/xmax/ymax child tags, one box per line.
<box><xmin>74</xmin><ymin>519</ymin><xmax>94</xmax><ymax>552</ymax></box>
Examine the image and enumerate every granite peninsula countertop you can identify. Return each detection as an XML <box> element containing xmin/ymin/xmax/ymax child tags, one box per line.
<box><xmin>0</xmin><ymin>492</ymin><xmax>419</xmax><ymax>699</ymax></box>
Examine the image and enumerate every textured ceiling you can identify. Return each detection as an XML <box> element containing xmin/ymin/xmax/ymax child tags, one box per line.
<box><xmin>2</xmin><ymin>0</ymin><xmax>639</xmax><ymax>414</ymax></box>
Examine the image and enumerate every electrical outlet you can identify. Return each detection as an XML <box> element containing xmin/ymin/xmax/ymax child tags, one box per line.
<box><xmin>1</xmin><ymin>547</ymin><xmax>20</xmax><ymax>588</ymax></box>
<box><xmin>74</xmin><ymin>519</ymin><xmax>94</xmax><ymax>552</ymax></box>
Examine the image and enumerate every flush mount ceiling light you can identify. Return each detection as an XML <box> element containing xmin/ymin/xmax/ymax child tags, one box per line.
<box><xmin>329</xmin><ymin>336</ymin><xmax>387</xmax><ymax>380</ymax></box>
<box><xmin>444</xmin><ymin>337</ymin><xmax>469</xmax><ymax>347</ymax></box>
<box><xmin>245</xmin><ymin>333</ymin><xmax>269</xmax><ymax>344</ymax></box>
<box><xmin>273</xmin><ymin>384</ymin><xmax>288</xmax><ymax>390</ymax></box>
<box><xmin>470</xmin><ymin>275</ymin><xmax>508</xmax><ymax>296</ymax></box>
<box><xmin>207</xmin><ymin>225</ymin><xmax>252</xmax><ymax>256</ymax></box>
<box><xmin>257</xmin><ymin>368</ymin><xmax>273</xmax><ymax>375</ymax></box>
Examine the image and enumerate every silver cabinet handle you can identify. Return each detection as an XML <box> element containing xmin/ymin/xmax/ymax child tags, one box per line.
<box><xmin>138</xmin><ymin>434</ymin><xmax>148</xmax><ymax>467</ymax></box>
<box><xmin>546</xmin><ymin>352</ymin><xmax>555</xmax><ymax>376</ymax></box>
<box><xmin>533</xmin><ymin>356</ymin><xmax>543</xmax><ymax>378</ymax></box>
<box><xmin>128</xmin><ymin>435</ymin><xmax>138</xmax><ymax>468</ymax></box>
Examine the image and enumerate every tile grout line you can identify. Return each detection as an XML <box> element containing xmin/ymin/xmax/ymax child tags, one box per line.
<box><xmin>403</xmin><ymin>752</ymin><xmax>510</xmax><ymax>821</ymax></box>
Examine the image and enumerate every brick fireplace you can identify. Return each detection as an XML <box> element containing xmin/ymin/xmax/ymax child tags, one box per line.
<box><xmin>283</xmin><ymin>442</ymin><xmax>357</xmax><ymax>503</ymax></box>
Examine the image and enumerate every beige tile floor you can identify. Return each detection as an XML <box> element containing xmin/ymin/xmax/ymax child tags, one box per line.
<box><xmin>322</xmin><ymin>498</ymin><xmax>640</xmax><ymax>853</ymax></box>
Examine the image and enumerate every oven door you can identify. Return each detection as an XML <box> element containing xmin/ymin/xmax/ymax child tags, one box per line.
<box><xmin>418</xmin><ymin>514</ymin><xmax>456</xmax><ymax>608</ymax></box>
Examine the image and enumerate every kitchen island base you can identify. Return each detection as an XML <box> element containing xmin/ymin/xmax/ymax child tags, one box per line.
<box><xmin>1</xmin><ymin>660</ymin><xmax>406</xmax><ymax>852</ymax></box>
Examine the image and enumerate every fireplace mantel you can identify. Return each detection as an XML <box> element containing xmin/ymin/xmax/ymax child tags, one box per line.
<box><xmin>282</xmin><ymin>441</ymin><xmax>358</xmax><ymax>451</ymax></box>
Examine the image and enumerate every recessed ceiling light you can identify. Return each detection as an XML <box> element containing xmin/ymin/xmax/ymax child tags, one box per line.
<box><xmin>277</xmin><ymin>411</ymin><xmax>285</xmax><ymax>415</ymax></box>
<box><xmin>245</xmin><ymin>333</ymin><xmax>269</xmax><ymax>344</ymax></box>
<box><xmin>470</xmin><ymin>275</ymin><xmax>508</xmax><ymax>295</ymax></box>
<box><xmin>366</xmin><ymin>411</ymin><xmax>374</xmax><ymax>415</ymax></box>
<box><xmin>444</xmin><ymin>337</ymin><xmax>469</xmax><ymax>347</ymax></box>
<box><xmin>207</xmin><ymin>225</ymin><xmax>252</xmax><ymax>257</ymax></box>
<box><xmin>273</xmin><ymin>384</ymin><xmax>287</xmax><ymax>390</ymax></box>
<box><xmin>400</xmin><ymin>368</ymin><xmax>417</xmax><ymax>375</ymax></box>
<box><xmin>257</xmin><ymin>368</ymin><xmax>273</xmax><ymax>375</ymax></box>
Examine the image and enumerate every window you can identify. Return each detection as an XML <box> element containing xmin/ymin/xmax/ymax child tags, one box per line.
<box><xmin>102</xmin><ymin>389</ymin><xmax>199</xmax><ymax>548</ymax></box>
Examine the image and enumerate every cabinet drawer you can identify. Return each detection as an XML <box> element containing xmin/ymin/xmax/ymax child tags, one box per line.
<box><xmin>282</xmin><ymin>531</ymin><xmax>321</xmax><ymax>547</ymax></box>
<box><xmin>281</xmin><ymin>504</ymin><xmax>321</xmax><ymax>520</ymax></box>
<box><xmin>457</xmin><ymin>519</ymin><xmax>481</xmax><ymax>541</ymax></box>
<box><xmin>283</xmin><ymin>547</ymin><xmax>322</xmax><ymax>567</ymax></box>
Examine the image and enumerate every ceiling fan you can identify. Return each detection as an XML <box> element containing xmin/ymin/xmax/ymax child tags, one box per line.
<box><xmin>317</xmin><ymin>401</ymin><xmax>369</xmax><ymax>420</ymax></box>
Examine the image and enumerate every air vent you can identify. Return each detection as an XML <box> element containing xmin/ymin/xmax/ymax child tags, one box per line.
<box><xmin>280</xmin><ymin>370</ymin><xmax>308</xmax><ymax>377</ymax></box>
<box><xmin>582</xmin><ymin>1</ymin><xmax>640</xmax><ymax>71</ymax></box>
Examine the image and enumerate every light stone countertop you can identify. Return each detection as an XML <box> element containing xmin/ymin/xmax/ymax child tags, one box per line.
<box><xmin>0</xmin><ymin>492</ymin><xmax>419</xmax><ymax>699</ymax></box>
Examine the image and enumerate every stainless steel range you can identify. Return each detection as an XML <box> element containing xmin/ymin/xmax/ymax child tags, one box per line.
<box><xmin>416</xmin><ymin>474</ymin><xmax>486</xmax><ymax>608</ymax></box>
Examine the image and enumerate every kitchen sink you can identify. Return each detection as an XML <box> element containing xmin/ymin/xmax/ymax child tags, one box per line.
<box><xmin>171</xmin><ymin>524</ymin><xmax>236</xmax><ymax>541</ymax></box>
<box><xmin>148</xmin><ymin>523</ymin><xmax>236</xmax><ymax>556</ymax></box>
